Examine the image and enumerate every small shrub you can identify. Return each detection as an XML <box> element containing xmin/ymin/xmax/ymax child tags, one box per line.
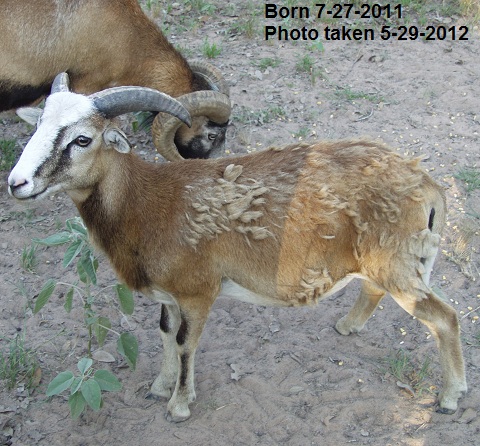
<box><xmin>30</xmin><ymin>217</ymin><xmax>139</xmax><ymax>417</ymax></box>
<box><xmin>47</xmin><ymin>357</ymin><xmax>121</xmax><ymax>418</ymax></box>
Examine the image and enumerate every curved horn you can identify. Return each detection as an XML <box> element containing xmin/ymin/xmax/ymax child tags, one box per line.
<box><xmin>90</xmin><ymin>86</ymin><xmax>191</xmax><ymax>127</ymax></box>
<box><xmin>189</xmin><ymin>60</ymin><xmax>230</xmax><ymax>97</ymax></box>
<box><xmin>51</xmin><ymin>72</ymin><xmax>71</xmax><ymax>93</ymax></box>
<box><xmin>152</xmin><ymin>90</ymin><xmax>231</xmax><ymax>161</ymax></box>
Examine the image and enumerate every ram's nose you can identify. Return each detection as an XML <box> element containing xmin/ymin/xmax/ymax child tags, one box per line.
<box><xmin>8</xmin><ymin>177</ymin><xmax>28</xmax><ymax>196</ymax></box>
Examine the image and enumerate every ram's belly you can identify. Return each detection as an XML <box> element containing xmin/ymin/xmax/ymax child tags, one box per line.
<box><xmin>220</xmin><ymin>274</ymin><xmax>360</xmax><ymax>308</ymax></box>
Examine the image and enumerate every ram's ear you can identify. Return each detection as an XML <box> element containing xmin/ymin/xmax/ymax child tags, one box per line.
<box><xmin>16</xmin><ymin>107</ymin><xmax>43</xmax><ymax>126</ymax></box>
<box><xmin>103</xmin><ymin>128</ymin><xmax>132</xmax><ymax>154</ymax></box>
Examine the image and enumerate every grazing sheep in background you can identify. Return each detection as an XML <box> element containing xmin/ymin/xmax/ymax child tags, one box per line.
<box><xmin>0</xmin><ymin>0</ymin><xmax>231</xmax><ymax>159</ymax></box>
<box><xmin>8</xmin><ymin>74</ymin><xmax>467</xmax><ymax>422</ymax></box>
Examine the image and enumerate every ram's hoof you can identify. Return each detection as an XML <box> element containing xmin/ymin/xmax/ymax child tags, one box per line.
<box><xmin>165</xmin><ymin>409</ymin><xmax>191</xmax><ymax>423</ymax></box>
<box><xmin>436</xmin><ymin>406</ymin><xmax>456</xmax><ymax>415</ymax></box>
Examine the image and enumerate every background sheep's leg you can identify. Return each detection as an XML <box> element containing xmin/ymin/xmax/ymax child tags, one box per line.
<box><xmin>166</xmin><ymin>294</ymin><xmax>216</xmax><ymax>422</ymax></box>
<box><xmin>390</xmin><ymin>290</ymin><xmax>467</xmax><ymax>413</ymax></box>
<box><xmin>335</xmin><ymin>280</ymin><xmax>386</xmax><ymax>335</ymax></box>
<box><xmin>150</xmin><ymin>304</ymin><xmax>181</xmax><ymax>399</ymax></box>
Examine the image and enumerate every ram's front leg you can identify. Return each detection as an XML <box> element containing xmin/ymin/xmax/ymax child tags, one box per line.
<box><xmin>165</xmin><ymin>293</ymin><xmax>216</xmax><ymax>422</ymax></box>
<box><xmin>149</xmin><ymin>304</ymin><xmax>181</xmax><ymax>399</ymax></box>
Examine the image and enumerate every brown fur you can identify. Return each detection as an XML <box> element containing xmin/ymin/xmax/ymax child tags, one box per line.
<box><xmin>1</xmin><ymin>0</ymin><xmax>194</xmax><ymax>101</ymax></box>
<box><xmin>57</xmin><ymin>138</ymin><xmax>466</xmax><ymax>421</ymax></box>
<box><xmin>11</xmin><ymin>120</ymin><xmax>466</xmax><ymax>421</ymax></box>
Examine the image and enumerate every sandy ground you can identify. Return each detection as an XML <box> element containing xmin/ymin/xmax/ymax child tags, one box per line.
<box><xmin>0</xmin><ymin>2</ymin><xmax>479</xmax><ymax>445</ymax></box>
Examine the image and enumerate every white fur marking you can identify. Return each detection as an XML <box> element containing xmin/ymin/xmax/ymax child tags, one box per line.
<box><xmin>8</xmin><ymin>92</ymin><xmax>95</xmax><ymax>196</ymax></box>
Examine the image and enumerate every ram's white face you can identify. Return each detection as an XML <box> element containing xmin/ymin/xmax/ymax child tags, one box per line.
<box><xmin>8</xmin><ymin>92</ymin><xmax>129</xmax><ymax>200</ymax></box>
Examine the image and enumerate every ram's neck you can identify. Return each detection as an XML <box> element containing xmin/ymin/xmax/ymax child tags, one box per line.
<box><xmin>69</xmin><ymin>153</ymin><xmax>174</xmax><ymax>291</ymax></box>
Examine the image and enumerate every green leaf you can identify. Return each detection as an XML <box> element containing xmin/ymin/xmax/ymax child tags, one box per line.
<box><xmin>77</xmin><ymin>260</ymin><xmax>88</xmax><ymax>284</ymax></box>
<box><xmin>46</xmin><ymin>371</ymin><xmax>75</xmax><ymax>396</ymax></box>
<box><xmin>117</xmin><ymin>333</ymin><xmax>138</xmax><ymax>370</ymax></box>
<box><xmin>115</xmin><ymin>284</ymin><xmax>134</xmax><ymax>315</ymax></box>
<box><xmin>77</xmin><ymin>357</ymin><xmax>93</xmax><ymax>375</ymax></box>
<box><xmin>62</xmin><ymin>239</ymin><xmax>84</xmax><ymax>268</ymax></box>
<box><xmin>33</xmin><ymin>279</ymin><xmax>56</xmax><ymax>314</ymax></box>
<box><xmin>70</xmin><ymin>376</ymin><xmax>83</xmax><ymax>395</ymax></box>
<box><xmin>66</xmin><ymin>218</ymin><xmax>88</xmax><ymax>236</ymax></box>
<box><xmin>79</xmin><ymin>252</ymin><xmax>97</xmax><ymax>285</ymax></box>
<box><xmin>68</xmin><ymin>392</ymin><xmax>86</xmax><ymax>419</ymax></box>
<box><xmin>94</xmin><ymin>317</ymin><xmax>111</xmax><ymax>347</ymax></box>
<box><xmin>33</xmin><ymin>231</ymin><xmax>71</xmax><ymax>246</ymax></box>
<box><xmin>64</xmin><ymin>287</ymin><xmax>74</xmax><ymax>313</ymax></box>
<box><xmin>85</xmin><ymin>316</ymin><xmax>98</xmax><ymax>327</ymax></box>
<box><xmin>81</xmin><ymin>379</ymin><xmax>102</xmax><ymax>411</ymax></box>
<box><xmin>94</xmin><ymin>370</ymin><xmax>122</xmax><ymax>392</ymax></box>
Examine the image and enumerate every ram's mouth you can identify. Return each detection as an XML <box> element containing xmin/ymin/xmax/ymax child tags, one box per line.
<box><xmin>10</xmin><ymin>187</ymin><xmax>48</xmax><ymax>201</ymax></box>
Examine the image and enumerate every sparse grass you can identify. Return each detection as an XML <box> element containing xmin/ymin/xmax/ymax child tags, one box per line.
<box><xmin>187</xmin><ymin>0</ymin><xmax>216</xmax><ymax>15</ymax></box>
<box><xmin>21</xmin><ymin>245</ymin><xmax>39</xmax><ymax>273</ymax></box>
<box><xmin>0</xmin><ymin>139</ymin><xmax>18</xmax><ymax>171</ymax></box>
<box><xmin>243</xmin><ymin>16</ymin><xmax>259</xmax><ymax>38</ymax></box>
<box><xmin>234</xmin><ymin>105</ymin><xmax>286</xmax><ymax>126</ymax></box>
<box><xmin>383</xmin><ymin>349</ymin><xmax>433</xmax><ymax>395</ymax></box>
<box><xmin>228</xmin><ymin>16</ymin><xmax>259</xmax><ymax>39</ymax></box>
<box><xmin>0</xmin><ymin>332</ymin><xmax>39</xmax><ymax>391</ymax></box>
<box><xmin>455</xmin><ymin>167</ymin><xmax>480</xmax><ymax>193</ymax></box>
<box><xmin>460</xmin><ymin>0</ymin><xmax>480</xmax><ymax>22</ymax></box>
<box><xmin>294</xmin><ymin>127</ymin><xmax>310</xmax><ymax>139</ymax></box>
<box><xmin>144</xmin><ymin>0</ymin><xmax>162</xmax><ymax>17</ymax></box>
<box><xmin>257</xmin><ymin>57</ymin><xmax>281</xmax><ymax>70</ymax></box>
<box><xmin>335</xmin><ymin>86</ymin><xmax>385</xmax><ymax>103</ymax></box>
<box><xmin>1</xmin><ymin>209</ymin><xmax>37</xmax><ymax>226</ymax></box>
<box><xmin>202</xmin><ymin>38</ymin><xmax>222</xmax><ymax>59</ymax></box>
<box><xmin>296</xmin><ymin>54</ymin><xmax>315</xmax><ymax>73</ymax></box>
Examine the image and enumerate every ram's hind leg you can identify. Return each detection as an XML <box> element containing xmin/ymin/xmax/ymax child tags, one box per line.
<box><xmin>149</xmin><ymin>304</ymin><xmax>181</xmax><ymax>400</ymax></box>
<box><xmin>391</xmin><ymin>289</ymin><xmax>467</xmax><ymax>413</ymax></box>
<box><xmin>335</xmin><ymin>280</ymin><xmax>386</xmax><ymax>335</ymax></box>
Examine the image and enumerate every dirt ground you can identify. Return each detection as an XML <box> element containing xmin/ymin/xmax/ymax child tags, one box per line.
<box><xmin>1</xmin><ymin>1</ymin><xmax>479</xmax><ymax>445</ymax></box>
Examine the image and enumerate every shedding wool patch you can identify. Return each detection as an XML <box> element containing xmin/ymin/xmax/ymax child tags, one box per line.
<box><xmin>182</xmin><ymin>164</ymin><xmax>272</xmax><ymax>247</ymax></box>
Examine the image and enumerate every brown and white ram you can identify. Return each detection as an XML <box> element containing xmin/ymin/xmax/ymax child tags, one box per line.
<box><xmin>8</xmin><ymin>74</ymin><xmax>467</xmax><ymax>422</ymax></box>
<box><xmin>0</xmin><ymin>0</ymin><xmax>231</xmax><ymax>159</ymax></box>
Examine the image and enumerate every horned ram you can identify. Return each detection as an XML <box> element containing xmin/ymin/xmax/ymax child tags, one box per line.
<box><xmin>0</xmin><ymin>0</ymin><xmax>231</xmax><ymax>160</ymax></box>
<box><xmin>8</xmin><ymin>74</ymin><xmax>467</xmax><ymax>422</ymax></box>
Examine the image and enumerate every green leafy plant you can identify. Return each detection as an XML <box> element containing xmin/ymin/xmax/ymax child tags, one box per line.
<box><xmin>47</xmin><ymin>357</ymin><xmax>121</xmax><ymax>419</ymax></box>
<box><xmin>30</xmin><ymin>217</ymin><xmax>139</xmax><ymax>416</ymax></box>
<box><xmin>33</xmin><ymin>218</ymin><xmax>138</xmax><ymax>364</ymax></box>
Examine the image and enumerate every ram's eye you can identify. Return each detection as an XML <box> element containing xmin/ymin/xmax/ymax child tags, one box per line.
<box><xmin>75</xmin><ymin>136</ymin><xmax>92</xmax><ymax>147</ymax></box>
<box><xmin>207</xmin><ymin>133</ymin><xmax>217</xmax><ymax>141</ymax></box>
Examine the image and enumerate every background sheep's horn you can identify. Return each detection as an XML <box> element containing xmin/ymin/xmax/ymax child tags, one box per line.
<box><xmin>51</xmin><ymin>72</ymin><xmax>71</xmax><ymax>94</ymax></box>
<box><xmin>152</xmin><ymin>90</ymin><xmax>231</xmax><ymax>162</ymax></box>
<box><xmin>90</xmin><ymin>87</ymin><xmax>191</xmax><ymax>126</ymax></box>
<box><xmin>189</xmin><ymin>60</ymin><xmax>230</xmax><ymax>97</ymax></box>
